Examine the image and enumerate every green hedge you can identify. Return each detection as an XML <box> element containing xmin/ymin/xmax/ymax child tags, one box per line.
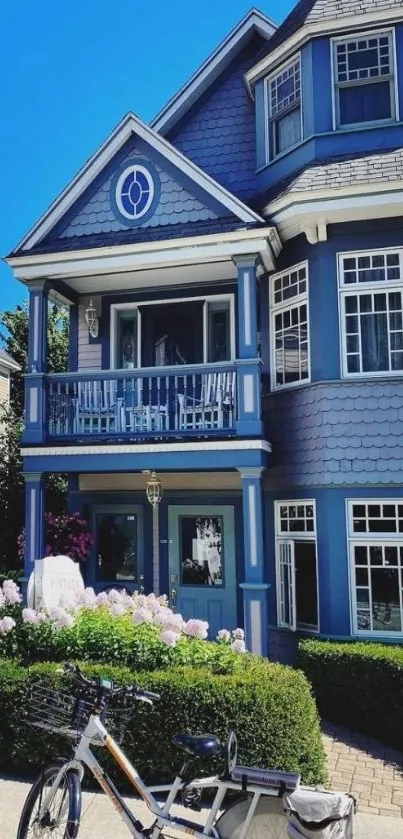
<box><xmin>0</xmin><ymin>658</ymin><xmax>326</xmax><ymax>788</ymax></box>
<box><xmin>298</xmin><ymin>639</ymin><xmax>403</xmax><ymax>749</ymax></box>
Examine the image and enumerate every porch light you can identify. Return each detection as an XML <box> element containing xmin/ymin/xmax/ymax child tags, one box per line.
<box><xmin>84</xmin><ymin>299</ymin><xmax>99</xmax><ymax>338</ymax></box>
<box><xmin>145</xmin><ymin>471</ymin><xmax>163</xmax><ymax>508</ymax></box>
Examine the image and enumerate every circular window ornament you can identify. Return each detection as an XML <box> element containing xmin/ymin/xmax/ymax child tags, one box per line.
<box><xmin>115</xmin><ymin>164</ymin><xmax>154</xmax><ymax>220</ymax></box>
<box><xmin>111</xmin><ymin>158</ymin><xmax>160</xmax><ymax>226</ymax></box>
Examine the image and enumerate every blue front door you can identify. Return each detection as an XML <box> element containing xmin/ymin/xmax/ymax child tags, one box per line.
<box><xmin>168</xmin><ymin>504</ymin><xmax>237</xmax><ymax>638</ymax></box>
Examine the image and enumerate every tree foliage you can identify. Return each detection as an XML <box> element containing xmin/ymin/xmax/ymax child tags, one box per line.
<box><xmin>0</xmin><ymin>301</ymin><xmax>69</xmax><ymax>571</ymax></box>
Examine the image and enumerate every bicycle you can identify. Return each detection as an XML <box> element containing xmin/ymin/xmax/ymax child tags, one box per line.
<box><xmin>17</xmin><ymin>663</ymin><xmax>355</xmax><ymax>839</ymax></box>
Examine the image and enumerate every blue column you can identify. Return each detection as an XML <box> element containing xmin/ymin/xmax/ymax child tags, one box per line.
<box><xmin>238</xmin><ymin>467</ymin><xmax>269</xmax><ymax>657</ymax></box>
<box><xmin>235</xmin><ymin>255</ymin><xmax>259</xmax><ymax>359</ymax></box>
<box><xmin>23</xmin><ymin>283</ymin><xmax>49</xmax><ymax>445</ymax></box>
<box><xmin>23</xmin><ymin>472</ymin><xmax>45</xmax><ymax>589</ymax></box>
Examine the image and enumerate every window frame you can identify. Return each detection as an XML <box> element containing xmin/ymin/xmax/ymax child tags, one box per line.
<box><xmin>270</xmin><ymin>261</ymin><xmax>310</xmax><ymax>391</ymax></box>
<box><xmin>347</xmin><ymin>499</ymin><xmax>403</xmax><ymax>637</ymax></box>
<box><xmin>337</xmin><ymin>247</ymin><xmax>403</xmax><ymax>379</ymax></box>
<box><xmin>274</xmin><ymin>500</ymin><xmax>319</xmax><ymax>632</ymax></box>
<box><xmin>110</xmin><ymin>293</ymin><xmax>236</xmax><ymax>369</ymax></box>
<box><xmin>331</xmin><ymin>28</ymin><xmax>398</xmax><ymax>130</ymax></box>
<box><xmin>265</xmin><ymin>53</ymin><xmax>303</xmax><ymax>162</ymax></box>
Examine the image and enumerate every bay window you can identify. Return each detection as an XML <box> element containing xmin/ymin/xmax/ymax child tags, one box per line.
<box><xmin>333</xmin><ymin>31</ymin><xmax>396</xmax><ymax>128</ymax></box>
<box><xmin>266</xmin><ymin>56</ymin><xmax>302</xmax><ymax>159</ymax></box>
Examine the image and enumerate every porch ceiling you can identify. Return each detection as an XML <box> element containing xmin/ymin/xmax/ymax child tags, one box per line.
<box><xmin>79</xmin><ymin>471</ymin><xmax>242</xmax><ymax>492</ymax></box>
<box><xmin>59</xmin><ymin>258</ymin><xmax>237</xmax><ymax>294</ymax></box>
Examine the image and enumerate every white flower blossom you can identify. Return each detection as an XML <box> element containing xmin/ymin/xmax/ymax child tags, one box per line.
<box><xmin>132</xmin><ymin>607</ymin><xmax>153</xmax><ymax>625</ymax></box>
<box><xmin>110</xmin><ymin>603</ymin><xmax>126</xmax><ymax>617</ymax></box>
<box><xmin>2</xmin><ymin>580</ymin><xmax>22</xmax><ymax>605</ymax></box>
<box><xmin>184</xmin><ymin>619</ymin><xmax>209</xmax><ymax>640</ymax></box>
<box><xmin>231</xmin><ymin>639</ymin><xmax>246</xmax><ymax>654</ymax></box>
<box><xmin>217</xmin><ymin>629</ymin><xmax>231</xmax><ymax>643</ymax></box>
<box><xmin>0</xmin><ymin>616</ymin><xmax>16</xmax><ymax>633</ymax></box>
<box><xmin>161</xmin><ymin>629</ymin><xmax>180</xmax><ymax>647</ymax></box>
<box><xmin>232</xmin><ymin>628</ymin><xmax>245</xmax><ymax>641</ymax></box>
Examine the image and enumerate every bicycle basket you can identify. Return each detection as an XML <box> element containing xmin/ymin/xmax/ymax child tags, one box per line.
<box><xmin>29</xmin><ymin>686</ymin><xmax>93</xmax><ymax>740</ymax></box>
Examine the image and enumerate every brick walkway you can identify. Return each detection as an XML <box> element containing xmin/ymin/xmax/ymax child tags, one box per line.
<box><xmin>322</xmin><ymin>721</ymin><xmax>403</xmax><ymax>818</ymax></box>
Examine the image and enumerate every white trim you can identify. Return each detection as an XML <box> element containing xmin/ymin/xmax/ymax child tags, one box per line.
<box><xmin>245</xmin><ymin>8</ymin><xmax>403</xmax><ymax>90</ymax></box>
<box><xmin>15</xmin><ymin>114</ymin><xmax>265</xmax><ymax>253</ymax></box>
<box><xmin>9</xmin><ymin>231</ymin><xmax>277</xmax><ymax>281</ymax></box>
<box><xmin>115</xmin><ymin>164</ymin><xmax>155</xmax><ymax>220</ymax></box>
<box><xmin>330</xmin><ymin>29</ymin><xmax>397</xmax><ymax>131</ymax></box>
<box><xmin>269</xmin><ymin>261</ymin><xmax>310</xmax><ymax>391</ymax></box>
<box><xmin>346</xmin><ymin>498</ymin><xmax>403</xmax><ymax>637</ymax></box>
<box><xmin>274</xmin><ymin>499</ymin><xmax>319</xmax><ymax>632</ymax></box>
<box><xmin>152</xmin><ymin>9</ymin><xmax>277</xmax><ymax>134</ymax></box>
<box><xmin>249</xmin><ymin>599</ymin><xmax>262</xmax><ymax>656</ymax></box>
<box><xmin>264</xmin><ymin>52</ymin><xmax>302</xmax><ymax>163</ymax></box>
<box><xmin>248</xmin><ymin>484</ymin><xmax>258</xmax><ymax>568</ymax></box>
<box><xmin>109</xmin><ymin>292</ymin><xmax>236</xmax><ymax>369</ymax></box>
<box><xmin>337</xmin><ymin>246</ymin><xmax>403</xmax><ymax>379</ymax></box>
<box><xmin>21</xmin><ymin>439</ymin><xmax>272</xmax><ymax>458</ymax></box>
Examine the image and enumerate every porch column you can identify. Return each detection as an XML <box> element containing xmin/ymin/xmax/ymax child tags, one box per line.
<box><xmin>23</xmin><ymin>282</ymin><xmax>49</xmax><ymax>444</ymax></box>
<box><xmin>234</xmin><ymin>255</ymin><xmax>262</xmax><ymax>436</ymax></box>
<box><xmin>23</xmin><ymin>472</ymin><xmax>45</xmax><ymax>588</ymax></box>
<box><xmin>238</xmin><ymin>467</ymin><xmax>269</xmax><ymax>657</ymax></box>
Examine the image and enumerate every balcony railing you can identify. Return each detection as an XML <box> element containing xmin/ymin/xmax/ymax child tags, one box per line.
<box><xmin>46</xmin><ymin>363</ymin><xmax>240</xmax><ymax>440</ymax></box>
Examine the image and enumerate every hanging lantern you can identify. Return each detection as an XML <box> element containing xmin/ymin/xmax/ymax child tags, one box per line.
<box><xmin>84</xmin><ymin>299</ymin><xmax>99</xmax><ymax>338</ymax></box>
<box><xmin>146</xmin><ymin>471</ymin><xmax>163</xmax><ymax>508</ymax></box>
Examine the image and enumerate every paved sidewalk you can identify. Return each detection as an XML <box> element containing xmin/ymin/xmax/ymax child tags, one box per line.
<box><xmin>323</xmin><ymin>720</ymin><xmax>403</xmax><ymax>818</ymax></box>
<box><xmin>1</xmin><ymin>773</ymin><xmax>403</xmax><ymax>839</ymax></box>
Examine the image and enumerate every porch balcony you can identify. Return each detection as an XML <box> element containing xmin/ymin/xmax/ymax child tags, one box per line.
<box><xmin>23</xmin><ymin>358</ymin><xmax>263</xmax><ymax>444</ymax></box>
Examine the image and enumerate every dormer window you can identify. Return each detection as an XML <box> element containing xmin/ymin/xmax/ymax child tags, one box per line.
<box><xmin>266</xmin><ymin>56</ymin><xmax>302</xmax><ymax>160</ymax></box>
<box><xmin>333</xmin><ymin>31</ymin><xmax>397</xmax><ymax>128</ymax></box>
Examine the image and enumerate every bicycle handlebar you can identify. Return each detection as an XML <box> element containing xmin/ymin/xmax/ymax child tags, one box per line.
<box><xmin>60</xmin><ymin>663</ymin><xmax>161</xmax><ymax>704</ymax></box>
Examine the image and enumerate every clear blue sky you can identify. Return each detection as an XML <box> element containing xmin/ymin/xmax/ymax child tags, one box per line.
<box><xmin>0</xmin><ymin>0</ymin><xmax>294</xmax><ymax>311</ymax></box>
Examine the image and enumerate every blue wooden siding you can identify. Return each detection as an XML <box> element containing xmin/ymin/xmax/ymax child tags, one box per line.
<box><xmin>168</xmin><ymin>35</ymin><xmax>266</xmax><ymax>201</ymax></box>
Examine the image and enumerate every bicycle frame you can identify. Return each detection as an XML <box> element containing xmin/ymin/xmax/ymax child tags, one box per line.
<box><xmin>37</xmin><ymin>711</ymin><xmax>288</xmax><ymax>839</ymax></box>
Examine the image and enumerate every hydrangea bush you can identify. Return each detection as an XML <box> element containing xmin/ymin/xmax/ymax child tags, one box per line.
<box><xmin>0</xmin><ymin>578</ymin><xmax>247</xmax><ymax>672</ymax></box>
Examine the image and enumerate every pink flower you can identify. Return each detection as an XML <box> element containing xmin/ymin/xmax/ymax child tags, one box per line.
<box><xmin>2</xmin><ymin>580</ymin><xmax>22</xmax><ymax>605</ymax></box>
<box><xmin>184</xmin><ymin>619</ymin><xmax>209</xmax><ymax>640</ymax></box>
<box><xmin>96</xmin><ymin>592</ymin><xmax>109</xmax><ymax>606</ymax></box>
<box><xmin>217</xmin><ymin>629</ymin><xmax>231</xmax><ymax>643</ymax></box>
<box><xmin>161</xmin><ymin>629</ymin><xmax>180</xmax><ymax>647</ymax></box>
<box><xmin>231</xmin><ymin>639</ymin><xmax>246</xmax><ymax>654</ymax></box>
<box><xmin>154</xmin><ymin>607</ymin><xmax>174</xmax><ymax>626</ymax></box>
<box><xmin>108</xmin><ymin>589</ymin><xmax>124</xmax><ymax>604</ymax></box>
<box><xmin>110</xmin><ymin>603</ymin><xmax>126</xmax><ymax>617</ymax></box>
<box><xmin>22</xmin><ymin>608</ymin><xmax>40</xmax><ymax>624</ymax></box>
<box><xmin>0</xmin><ymin>616</ymin><xmax>16</xmax><ymax>633</ymax></box>
<box><xmin>132</xmin><ymin>607</ymin><xmax>152</xmax><ymax>625</ymax></box>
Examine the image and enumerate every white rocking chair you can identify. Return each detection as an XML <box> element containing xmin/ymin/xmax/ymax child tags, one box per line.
<box><xmin>73</xmin><ymin>380</ymin><xmax>123</xmax><ymax>435</ymax></box>
<box><xmin>177</xmin><ymin>371</ymin><xmax>235</xmax><ymax>431</ymax></box>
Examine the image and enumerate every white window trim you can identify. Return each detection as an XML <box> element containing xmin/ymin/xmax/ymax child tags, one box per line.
<box><xmin>264</xmin><ymin>52</ymin><xmax>303</xmax><ymax>163</ymax></box>
<box><xmin>270</xmin><ymin>261</ymin><xmax>311</xmax><ymax>391</ymax></box>
<box><xmin>346</xmin><ymin>498</ymin><xmax>403</xmax><ymax>638</ymax></box>
<box><xmin>337</xmin><ymin>247</ymin><xmax>403</xmax><ymax>379</ymax></box>
<box><xmin>110</xmin><ymin>293</ymin><xmax>236</xmax><ymax>370</ymax></box>
<box><xmin>274</xmin><ymin>499</ymin><xmax>319</xmax><ymax>632</ymax></box>
<box><xmin>331</xmin><ymin>28</ymin><xmax>399</xmax><ymax>131</ymax></box>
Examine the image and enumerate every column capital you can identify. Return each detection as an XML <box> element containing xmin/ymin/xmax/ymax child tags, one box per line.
<box><xmin>23</xmin><ymin>472</ymin><xmax>45</xmax><ymax>483</ymax></box>
<box><xmin>232</xmin><ymin>253</ymin><xmax>260</xmax><ymax>269</ymax></box>
<box><xmin>237</xmin><ymin>467</ymin><xmax>265</xmax><ymax>480</ymax></box>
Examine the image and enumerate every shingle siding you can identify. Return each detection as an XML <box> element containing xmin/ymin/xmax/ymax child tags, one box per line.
<box><xmin>306</xmin><ymin>0</ymin><xmax>402</xmax><ymax>21</ymax></box>
<box><xmin>264</xmin><ymin>380</ymin><xmax>403</xmax><ymax>488</ymax></box>
<box><xmin>168</xmin><ymin>37</ymin><xmax>264</xmax><ymax>201</ymax></box>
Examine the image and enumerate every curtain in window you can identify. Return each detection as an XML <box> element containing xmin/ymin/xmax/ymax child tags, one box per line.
<box><xmin>276</xmin><ymin>107</ymin><xmax>301</xmax><ymax>153</ymax></box>
<box><xmin>339</xmin><ymin>81</ymin><xmax>391</xmax><ymax>125</ymax></box>
<box><xmin>360</xmin><ymin>311</ymin><xmax>389</xmax><ymax>372</ymax></box>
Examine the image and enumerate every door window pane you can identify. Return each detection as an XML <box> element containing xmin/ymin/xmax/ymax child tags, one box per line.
<box><xmin>96</xmin><ymin>513</ymin><xmax>137</xmax><ymax>582</ymax></box>
<box><xmin>180</xmin><ymin>516</ymin><xmax>224</xmax><ymax>586</ymax></box>
<box><xmin>207</xmin><ymin>301</ymin><xmax>231</xmax><ymax>362</ymax></box>
<box><xmin>117</xmin><ymin>310</ymin><xmax>138</xmax><ymax>369</ymax></box>
<box><xmin>294</xmin><ymin>542</ymin><xmax>318</xmax><ymax>628</ymax></box>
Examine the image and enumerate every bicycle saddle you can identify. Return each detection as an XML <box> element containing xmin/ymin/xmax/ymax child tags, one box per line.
<box><xmin>173</xmin><ymin>733</ymin><xmax>221</xmax><ymax>759</ymax></box>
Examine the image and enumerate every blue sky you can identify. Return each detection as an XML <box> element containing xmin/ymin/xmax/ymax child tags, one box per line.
<box><xmin>0</xmin><ymin>0</ymin><xmax>294</xmax><ymax>311</ymax></box>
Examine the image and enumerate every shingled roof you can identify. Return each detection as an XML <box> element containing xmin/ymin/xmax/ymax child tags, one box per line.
<box><xmin>262</xmin><ymin>148</ymin><xmax>403</xmax><ymax>206</ymax></box>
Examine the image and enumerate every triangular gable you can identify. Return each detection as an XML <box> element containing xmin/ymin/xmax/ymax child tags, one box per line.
<box><xmin>14</xmin><ymin>112</ymin><xmax>264</xmax><ymax>255</ymax></box>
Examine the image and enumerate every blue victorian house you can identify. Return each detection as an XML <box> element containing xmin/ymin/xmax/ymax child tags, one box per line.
<box><xmin>6</xmin><ymin>0</ymin><xmax>403</xmax><ymax>660</ymax></box>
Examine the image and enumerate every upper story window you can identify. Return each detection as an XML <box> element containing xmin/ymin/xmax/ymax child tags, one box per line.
<box><xmin>270</xmin><ymin>262</ymin><xmax>310</xmax><ymax>390</ymax></box>
<box><xmin>266</xmin><ymin>56</ymin><xmax>302</xmax><ymax>159</ymax></box>
<box><xmin>338</xmin><ymin>249</ymin><xmax>403</xmax><ymax>377</ymax></box>
<box><xmin>333</xmin><ymin>31</ymin><xmax>397</xmax><ymax>128</ymax></box>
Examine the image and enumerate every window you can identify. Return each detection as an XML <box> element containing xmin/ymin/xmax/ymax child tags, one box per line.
<box><xmin>339</xmin><ymin>249</ymin><xmax>403</xmax><ymax>376</ymax></box>
<box><xmin>270</xmin><ymin>262</ymin><xmax>310</xmax><ymax>389</ymax></box>
<box><xmin>267</xmin><ymin>56</ymin><xmax>302</xmax><ymax>159</ymax></box>
<box><xmin>206</xmin><ymin>301</ymin><xmax>231</xmax><ymax>363</ymax></box>
<box><xmin>333</xmin><ymin>31</ymin><xmax>396</xmax><ymax>128</ymax></box>
<box><xmin>95</xmin><ymin>510</ymin><xmax>139</xmax><ymax>583</ymax></box>
<box><xmin>348</xmin><ymin>501</ymin><xmax>403</xmax><ymax>635</ymax></box>
<box><xmin>275</xmin><ymin>501</ymin><xmax>318</xmax><ymax>631</ymax></box>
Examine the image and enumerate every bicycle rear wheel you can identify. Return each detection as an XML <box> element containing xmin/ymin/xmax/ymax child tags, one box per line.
<box><xmin>17</xmin><ymin>761</ymin><xmax>81</xmax><ymax>839</ymax></box>
<box><xmin>215</xmin><ymin>794</ymin><xmax>288</xmax><ymax>839</ymax></box>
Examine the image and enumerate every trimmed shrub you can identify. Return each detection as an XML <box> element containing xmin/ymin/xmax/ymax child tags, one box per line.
<box><xmin>298</xmin><ymin>639</ymin><xmax>403</xmax><ymax>749</ymax></box>
<box><xmin>0</xmin><ymin>658</ymin><xmax>326</xmax><ymax>788</ymax></box>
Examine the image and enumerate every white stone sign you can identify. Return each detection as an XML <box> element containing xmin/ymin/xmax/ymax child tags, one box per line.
<box><xmin>27</xmin><ymin>555</ymin><xmax>85</xmax><ymax>610</ymax></box>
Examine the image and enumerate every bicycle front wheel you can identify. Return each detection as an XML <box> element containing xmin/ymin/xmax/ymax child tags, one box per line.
<box><xmin>17</xmin><ymin>761</ymin><xmax>82</xmax><ymax>839</ymax></box>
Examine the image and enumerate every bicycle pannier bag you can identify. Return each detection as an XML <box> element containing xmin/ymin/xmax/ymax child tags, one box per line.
<box><xmin>284</xmin><ymin>787</ymin><xmax>355</xmax><ymax>839</ymax></box>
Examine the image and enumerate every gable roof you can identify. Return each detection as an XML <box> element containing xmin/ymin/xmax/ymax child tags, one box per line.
<box><xmin>151</xmin><ymin>8</ymin><xmax>277</xmax><ymax>135</ymax></box>
<box><xmin>0</xmin><ymin>349</ymin><xmax>21</xmax><ymax>372</ymax></box>
<box><xmin>12</xmin><ymin>112</ymin><xmax>265</xmax><ymax>256</ymax></box>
